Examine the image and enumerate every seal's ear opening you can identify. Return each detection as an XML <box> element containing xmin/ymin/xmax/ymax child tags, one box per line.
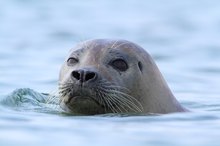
<box><xmin>138</xmin><ymin>61</ymin><xmax>143</xmax><ymax>72</ymax></box>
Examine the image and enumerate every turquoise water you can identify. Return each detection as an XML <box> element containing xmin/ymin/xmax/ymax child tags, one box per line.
<box><xmin>1</xmin><ymin>0</ymin><xmax>220</xmax><ymax>145</ymax></box>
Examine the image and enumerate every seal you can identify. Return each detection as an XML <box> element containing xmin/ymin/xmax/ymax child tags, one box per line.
<box><xmin>58</xmin><ymin>39</ymin><xmax>187</xmax><ymax>115</ymax></box>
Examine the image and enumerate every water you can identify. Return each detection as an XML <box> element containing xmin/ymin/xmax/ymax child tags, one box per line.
<box><xmin>1</xmin><ymin>0</ymin><xmax>220</xmax><ymax>145</ymax></box>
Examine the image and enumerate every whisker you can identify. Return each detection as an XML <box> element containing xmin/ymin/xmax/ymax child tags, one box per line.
<box><xmin>112</xmin><ymin>90</ymin><xmax>144</xmax><ymax>112</ymax></box>
<box><xmin>96</xmin><ymin>79</ymin><xmax>144</xmax><ymax>113</ymax></box>
<box><xmin>110</xmin><ymin>40</ymin><xmax>119</xmax><ymax>49</ymax></box>
<box><xmin>112</xmin><ymin>42</ymin><xmax>130</xmax><ymax>49</ymax></box>
<box><xmin>104</xmin><ymin>96</ymin><xmax>118</xmax><ymax>113</ymax></box>
<box><xmin>108</xmin><ymin>92</ymin><xmax>139</xmax><ymax>112</ymax></box>
<box><xmin>105</xmin><ymin>94</ymin><xmax>128</xmax><ymax>113</ymax></box>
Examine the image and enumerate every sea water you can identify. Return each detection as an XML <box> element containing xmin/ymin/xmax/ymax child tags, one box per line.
<box><xmin>0</xmin><ymin>0</ymin><xmax>220</xmax><ymax>146</ymax></box>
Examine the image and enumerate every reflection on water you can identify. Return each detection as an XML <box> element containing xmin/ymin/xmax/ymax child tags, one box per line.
<box><xmin>0</xmin><ymin>0</ymin><xmax>220</xmax><ymax>146</ymax></box>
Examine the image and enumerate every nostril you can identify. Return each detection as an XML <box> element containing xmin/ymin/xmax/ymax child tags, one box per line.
<box><xmin>71</xmin><ymin>70</ymin><xmax>97</xmax><ymax>83</ymax></box>
<box><xmin>85</xmin><ymin>72</ymin><xmax>96</xmax><ymax>81</ymax></box>
<box><xmin>72</xmin><ymin>71</ymin><xmax>81</xmax><ymax>80</ymax></box>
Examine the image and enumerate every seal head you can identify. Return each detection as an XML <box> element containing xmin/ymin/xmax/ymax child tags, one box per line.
<box><xmin>59</xmin><ymin>39</ymin><xmax>186</xmax><ymax>115</ymax></box>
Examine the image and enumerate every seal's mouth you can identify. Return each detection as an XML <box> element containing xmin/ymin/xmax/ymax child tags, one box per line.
<box><xmin>66</xmin><ymin>87</ymin><xmax>103</xmax><ymax>105</ymax></box>
<box><xmin>60</xmin><ymin>88</ymin><xmax>107</xmax><ymax>115</ymax></box>
<box><xmin>65</xmin><ymin>94</ymin><xmax>102</xmax><ymax>107</ymax></box>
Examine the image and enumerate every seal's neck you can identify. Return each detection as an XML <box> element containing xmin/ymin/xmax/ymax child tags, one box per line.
<box><xmin>141</xmin><ymin>63</ymin><xmax>187</xmax><ymax>114</ymax></box>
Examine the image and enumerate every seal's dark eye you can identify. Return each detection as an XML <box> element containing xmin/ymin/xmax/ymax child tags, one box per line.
<box><xmin>67</xmin><ymin>57</ymin><xmax>78</xmax><ymax>66</ymax></box>
<box><xmin>111</xmin><ymin>59</ymin><xmax>128</xmax><ymax>71</ymax></box>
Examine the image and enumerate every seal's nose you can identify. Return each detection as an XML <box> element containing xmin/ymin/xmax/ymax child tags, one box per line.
<box><xmin>71</xmin><ymin>69</ymin><xmax>97</xmax><ymax>83</ymax></box>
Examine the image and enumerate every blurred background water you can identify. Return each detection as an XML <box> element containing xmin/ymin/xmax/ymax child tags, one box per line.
<box><xmin>0</xmin><ymin>0</ymin><xmax>220</xmax><ymax>146</ymax></box>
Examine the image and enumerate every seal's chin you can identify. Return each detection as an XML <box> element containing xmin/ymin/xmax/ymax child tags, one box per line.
<box><xmin>60</xmin><ymin>95</ymin><xmax>106</xmax><ymax>115</ymax></box>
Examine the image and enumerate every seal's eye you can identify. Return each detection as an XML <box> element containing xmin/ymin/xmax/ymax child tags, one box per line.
<box><xmin>111</xmin><ymin>59</ymin><xmax>128</xmax><ymax>71</ymax></box>
<box><xmin>67</xmin><ymin>57</ymin><xmax>78</xmax><ymax>66</ymax></box>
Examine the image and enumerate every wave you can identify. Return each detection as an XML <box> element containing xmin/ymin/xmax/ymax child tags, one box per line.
<box><xmin>0</xmin><ymin>88</ymin><xmax>62</xmax><ymax>114</ymax></box>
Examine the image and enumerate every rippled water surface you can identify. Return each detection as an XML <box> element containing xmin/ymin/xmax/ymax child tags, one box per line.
<box><xmin>1</xmin><ymin>0</ymin><xmax>220</xmax><ymax>146</ymax></box>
